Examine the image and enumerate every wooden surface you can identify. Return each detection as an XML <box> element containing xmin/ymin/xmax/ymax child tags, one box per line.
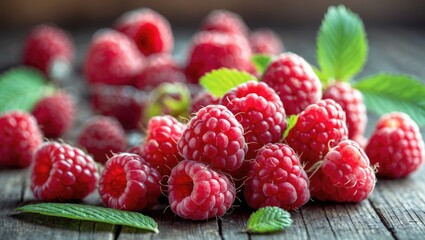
<box><xmin>1</xmin><ymin>27</ymin><xmax>425</xmax><ymax>240</ymax></box>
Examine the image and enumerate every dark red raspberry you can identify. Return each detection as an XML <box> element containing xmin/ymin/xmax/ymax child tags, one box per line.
<box><xmin>22</xmin><ymin>24</ymin><xmax>74</xmax><ymax>75</ymax></box>
<box><xmin>83</xmin><ymin>29</ymin><xmax>144</xmax><ymax>86</ymax></box>
<box><xmin>31</xmin><ymin>142</ymin><xmax>99</xmax><ymax>201</ymax></box>
<box><xmin>365</xmin><ymin>112</ymin><xmax>425</xmax><ymax>178</ymax></box>
<box><xmin>244</xmin><ymin>143</ymin><xmax>310</xmax><ymax>210</ymax></box>
<box><xmin>0</xmin><ymin>111</ymin><xmax>43</xmax><ymax>168</ymax></box>
<box><xmin>178</xmin><ymin>105</ymin><xmax>247</xmax><ymax>172</ymax></box>
<box><xmin>249</xmin><ymin>29</ymin><xmax>284</xmax><ymax>55</ymax></box>
<box><xmin>168</xmin><ymin>160</ymin><xmax>236</xmax><ymax>220</ymax></box>
<box><xmin>190</xmin><ymin>91</ymin><xmax>220</xmax><ymax>114</ymax></box>
<box><xmin>261</xmin><ymin>52</ymin><xmax>322</xmax><ymax>115</ymax></box>
<box><xmin>286</xmin><ymin>99</ymin><xmax>348</xmax><ymax>167</ymax></box>
<box><xmin>221</xmin><ymin>81</ymin><xmax>287</xmax><ymax>159</ymax></box>
<box><xmin>200</xmin><ymin>9</ymin><xmax>248</xmax><ymax>37</ymax></box>
<box><xmin>310</xmin><ymin>140</ymin><xmax>376</xmax><ymax>202</ymax></box>
<box><xmin>77</xmin><ymin>116</ymin><xmax>128</xmax><ymax>164</ymax></box>
<box><xmin>32</xmin><ymin>91</ymin><xmax>76</xmax><ymax>139</ymax></box>
<box><xmin>115</xmin><ymin>8</ymin><xmax>173</xmax><ymax>56</ymax></box>
<box><xmin>90</xmin><ymin>84</ymin><xmax>147</xmax><ymax>130</ymax></box>
<box><xmin>128</xmin><ymin>145</ymin><xmax>143</xmax><ymax>156</ymax></box>
<box><xmin>99</xmin><ymin>153</ymin><xmax>161</xmax><ymax>211</ymax></box>
<box><xmin>323</xmin><ymin>82</ymin><xmax>367</xmax><ymax>140</ymax></box>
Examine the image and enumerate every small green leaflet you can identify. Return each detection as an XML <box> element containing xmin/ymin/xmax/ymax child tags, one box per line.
<box><xmin>0</xmin><ymin>67</ymin><xmax>54</xmax><ymax>114</ymax></box>
<box><xmin>252</xmin><ymin>54</ymin><xmax>272</xmax><ymax>75</ymax></box>
<box><xmin>246</xmin><ymin>206</ymin><xmax>292</xmax><ymax>234</ymax></box>
<box><xmin>282</xmin><ymin>115</ymin><xmax>299</xmax><ymax>140</ymax></box>
<box><xmin>15</xmin><ymin>203</ymin><xmax>158</xmax><ymax>233</ymax></box>
<box><xmin>317</xmin><ymin>5</ymin><xmax>368</xmax><ymax>82</ymax></box>
<box><xmin>199</xmin><ymin>68</ymin><xmax>257</xmax><ymax>97</ymax></box>
<box><xmin>354</xmin><ymin>73</ymin><xmax>425</xmax><ymax>126</ymax></box>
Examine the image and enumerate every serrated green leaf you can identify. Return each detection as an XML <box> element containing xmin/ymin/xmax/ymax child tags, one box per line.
<box><xmin>353</xmin><ymin>73</ymin><xmax>425</xmax><ymax>126</ymax></box>
<box><xmin>317</xmin><ymin>5</ymin><xmax>368</xmax><ymax>81</ymax></box>
<box><xmin>15</xmin><ymin>203</ymin><xmax>158</xmax><ymax>233</ymax></box>
<box><xmin>282</xmin><ymin>115</ymin><xmax>299</xmax><ymax>141</ymax></box>
<box><xmin>246</xmin><ymin>206</ymin><xmax>292</xmax><ymax>234</ymax></box>
<box><xmin>0</xmin><ymin>67</ymin><xmax>54</xmax><ymax>114</ymax></box>
<box><xmin>252</xmin><ymin>54</ymin><xmax>272</xmax><ymax>75</ymax></box>
<box><xmin>199</xmin><ymin>68</ymin><xmax>257</xmax><ymax>97</ymax></box>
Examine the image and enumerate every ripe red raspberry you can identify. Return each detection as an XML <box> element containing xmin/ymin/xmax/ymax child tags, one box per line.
<box><xmin>221</xmin><ymin>81</ymin><xmax>287</xmax><ymax>159</ymax></box>
<box><xmin>310</xmin><ymin>140</ymin><xmax>376</xmax><ymax>202</ymax></box>
<box><xmin>31</xmin><ymin>142</ymin><xmax>99</xmax><ymax>201</ymax></box>
<box><xmin>184</xmin><ymin>31</ymin><xmax>255</xmax><ymax>84</ymax></box>
<box><xmin>83</xmin><ymin>29</ymin><xmax>144</xmax><ymax>86</ymax></box>
<box><xmin>168</xmin><ymin>160</ymin><xmax>236</xmax><ymax>220</ymax></box>
<box><xmin>286</xmin><ymin>99</ymin><xmax>348</xmax><ymax>167</ymax></box>
<box><xmin>244</xmin><ymin>143</ymin><xmax>310</xmax><ymax>210</ymax></box>
<box><xmin>99</xmin><ymin>153</ymin><xmax>161</xmax><ymax>211</ymax></box>
<box><xmin>135</xmin><ymin>53</ymin><xmax>186</xmax><ymax>91</ymax></box>
<box><xmin>365</xmin><ymin>112</ymin><xmax>425</xmax><ymax>178</ymax></box>
<box><xmin>22</xmin><ymin>24</ymin><xmax>74</xmax><ymax>75</ymax></box>
<box><xmin>200</xmin><ymin>9</ymin><xmax>248</xmax><ymax>37</ymax></box>
<box><xmin>32</xmin><ymin>91</ymin><xmax>76</xmax><ymax>139</ymax></box>
<box><xmin>0</xmin><ymin>111</ymin><xmax>43</xmax><ymax>168</ymax></box>
<box><xmin>323</xmin><ymin>82</ymin><xmax>367</xmax><ymax>140</ymax></box>
<box><xmin>261</xmin><ymin>52</ymin><xmax>322</xmax><ymax>115</ymax></box>
<box><xmin>249</xmin><ymin>29</ymin><xmax>284</xmax><ymax>55</ymax></box>
<box><xmin>77</xmin><ymin>116</ymin><xmax>127</xmax><ymax>164</ymax></box>
<box><xmin>141</xmin><ymin>115</ymin><xmax>186</xmax><ymax>176</ymax></box>
<box><xmin>190</xmin><ymin>91</ymin><xmax>220</xmax><ymax>114</ymax></box>
<box><xmin>90</xmin><ymin>84</ymin><xmax>146</xmax><ymax>130</ymax></box>
<box><xmin>178</xmin><ymin>105</ymin><xmax>247</xmax><ymax>172</ymax></box>
<box><xmin>115</xmin><ymin>8</ymin><xmax>173</xmax><ymax>56</ymax></box>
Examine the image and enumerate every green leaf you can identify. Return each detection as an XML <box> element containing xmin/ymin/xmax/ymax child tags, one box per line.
<box><xmin>317</xmin><ymin>5</ymin><xmax>368</xmax><ymax>81</ymax></box>
<box><xmin>311</xmin><ymin>65</ymin><xmax>329</xmax><ymax>86</ymax></box>
<box><xmin>252</xmin><ymin>54</ymin><xmax>272</xmax><ymax>75</ymax></box>
<box><xmin>199</xmin><ymin>68</ymin><xmax>257</xmax><ymax>97</ymax></box>
<box><xmin>282</xmin><ymin>115</ymin><xmax>299</xmax><ymax>141</ymax></box>
<box><xmin>246</xmin><ymin>206</ymin><xmax>292</xmax><ymax>234</ymax></box>
<box><xmin>0</xmin><ymin>67</ymin><xmax>54</xmax><ymax>114</ymax></box>
<box><xmin>353</xmin><ymin>73</ymin><xmax>425</xmax><ymax>126</ymax></box>
<box><xmin>15</xmin><ymin>203</ymin><xmax>158</xmax><ymax>233</ymax></box>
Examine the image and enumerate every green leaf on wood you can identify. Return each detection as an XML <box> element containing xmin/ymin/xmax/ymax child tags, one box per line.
<box><xmin>252</xmin><ymin>54</ymin><xmax>272</xmax><ymax>75</ymax></box>
<box><xmin>246</xmin><ymin>206</ymin><xmax>292</xmax><ymax>234</ymax></box>
<box><xmin>15</xmin><ymin>203</ymin><xmax>158</xmax><ymax>233</ymax></box>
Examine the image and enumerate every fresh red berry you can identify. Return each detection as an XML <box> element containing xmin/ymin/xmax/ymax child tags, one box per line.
<box><xmin>178</xmin><ymin>105</ymin><xmax>247</xmax><ymax>172</ymax></box>
<box><xmin>115</xmin><ymin>8</ymin><xmax>173</xmax><ymax>56</ymax></box>
<box><xmin>0</xmin><ymin>111</ymin><xmax>43</xmax><ymax>168</ymax></box>
<box><xmin>310</xmin><ymin>140</ymin><xmax>376</xmax><ymax>202</ymax></box>
<box><xmin>128</xmin><ymin>146</ymin><xmax>143</xmax><ymax>156</ymax></box>
<box><xmin>365</xmin><ymin>112</ymin><xmax>425</xmax><ymax>178</ymax></box>
<box><xmin>244</xmin><ymin>143</ymin><xmax>310</xmax><ymax>210</ymax></box>
<box><xmin>83</xmin><ymin>29</ymin><xmax>144</xmax><ymax>86</ymax></box>
<box><xmin>323</xmin><ymin>82</ymin><xmax>367</xmax><ymax>140</ymax></box>
<box><xmin>23</xmin><ymin>24</ymin><xmax>74</xmax><ymax>75</ymax></box>
<box><xmin>168</xmin><ymin>160</ymin><xmax>236</xmax><ymax>220</ymax></box>
<box><xmin>190</xmin><ymin>91</ymin><xmax>220</xmax><ymax>114</ymax></box>
<box><xmin>31</xmin><ymin>142</ymin><xmax>99</xmax><ymax>201</ymax></box>
<box><xmin>77</xmin><ymin>116</ymin><xmax>127</xmax><ymax>164</ymax></box>
<box><xmin>99</xmin><ymin>153</ymin><xmax>161</xmax><ymax>211</ymax></box>
<box><xmin>286</xmin><ymin>99</ymin><xmax>348</xmax><ymax>167</ymax></box>
<box><xmin>32</xmin><ymin>91</ymin><xmax>76</xmax><ymax>139</ymax></box>
<box><xmin>200</xmin><ymin>9</ymin><xmax>248</xmax><ymax>37</ymax></box>
<box><xmin>249</xmin><ymin>29</ymin><xmax>284</xmax><ymax>55</ymax></box>
<box><xmin>261</xmin><ymin>52</ymin><xmax>322</xmax><ymax>115</ymax></box>
<box><xmin>221</xmin><ymin>81</ymin><xmax>287</xmax><ymax>159</ymax></box>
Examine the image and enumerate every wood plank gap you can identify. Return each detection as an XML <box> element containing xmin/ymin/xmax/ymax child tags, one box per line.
<box><xmin>218</xmin><ymin>217</ymin><xmax>223</xmax><ymax>239</ymax></box>
<box><xmin>299</xmin><ymin>208</ymin><xmax>311</xmax><ymax>240</ymax></box>
<box><xmin>19</xmin><ymin>170</ymin><xmax>26</xmax><ymax>204</ymax></box>
<box><xmin>368</xmin><ymin>199</ymin><xmax>397</xmax><ymax>240</ymax></box>
<box><xmin>322</xmin><ymin>205</ymin><xmax>338</xmax><ymax>239</ymax></box>
<box><xmin>113</xmin><ymin>225</ymin><xmax>122</xmax><ymax>240</ymax></box>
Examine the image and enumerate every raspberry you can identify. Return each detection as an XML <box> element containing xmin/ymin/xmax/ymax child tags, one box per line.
<box><xmin>32</xmin><ymin>91</ymin><xmax>76</xmax><ymax>139</ymax></box>
<box><xmin>83</xmin><ymin>29</ymin><xmax>144</xmax><ymax>86</ymax></box>
<box><xmin>90</xmin><ymin>84</ymin><xmax>146</xmax><ymax>130</ymax></box>
<box><xmin>365</xmin><ymin>112</ymin><xmax>425</xmax><ymax>178</ymax></box>
<box><xmin>310</xmin><ymin>140</ymin><xmax>376</xmax><ymax>202</ymax></box>
<box><xmin>128</xmin><ymin>146</ymin><xmax>143</xmax><ymax>156</ymax></box>
<box><xmin>323</xmin><ymin>82</ymin><xmax>367</xmax><ymax>140</ymax></box>
<box><xmin>190</xmin><ymin>91</ymin><xmax>220</xmax><ymax>114</ymax></box>
<box><xmin>200</xmin><ymin>9</ymin><xmax>248</xmax><ymax>37</ymax></box>
<box><xmin>77</xmin><ymin>116</ymin><xmax>127</xmax><ymax>164</ymax></box>
<box><xmin>249</xmin><ymin>29</ymin><xmax>284</xmax><ymax>55</ymax></box>
<box><xmin>244</xmin><ymin>143</ymin><xmax>310</xmax><ymax>210</ymax></box>
<box><xmin>261</xmin><ymin>52</ymin><xmax>322</xmax><ymax>115</ymax></box>
<box><xmin>286</xmin><ymin>99</ymin><xmax>348</xmax><ymax>167</ymax></box>
<box><xmin>135</xmin><ymin>53</ymin><xmax>186</xmax><ymax>91</ymax></box>
<box><xmin>221</xmin><ymin>81</ymin><xmax>287</xmax><ymax>159</ymax></box>
<box><xmin>31</xmin><ymin>142</ymin><xmax>99</xmax><ymax>201</ymax></box>
<box><xmin>99</xmin><ymin>153</ymin><xmax>161</xmax><ymax>211</ymax></box>
<box><xmin>22</xmin><ymin>24</ymin><xmax>74</xmax><ymax>75</ymax></box>
<box><xmin>184</xmin><ymin>31</ymin><xmax>255</xmax><ymax>84</ymax></box>
<box><xmin>0</xmin><ymin>111</ymin><xmax>43</xmax><ymax>168</ymax></box>
<box><xmin>115</xmin><ymin>8</ymin><xmax>173</xmax><ymax>56</ymax></box>
<box><xmin>178</xmin><ymin>105</ymin><xmax>247</xmax><ymax>172</ymax></box>
<box><xmin>168</xmin><ymin>160</ymin><xmax>236</xmax><ymax>220</ymax></box>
